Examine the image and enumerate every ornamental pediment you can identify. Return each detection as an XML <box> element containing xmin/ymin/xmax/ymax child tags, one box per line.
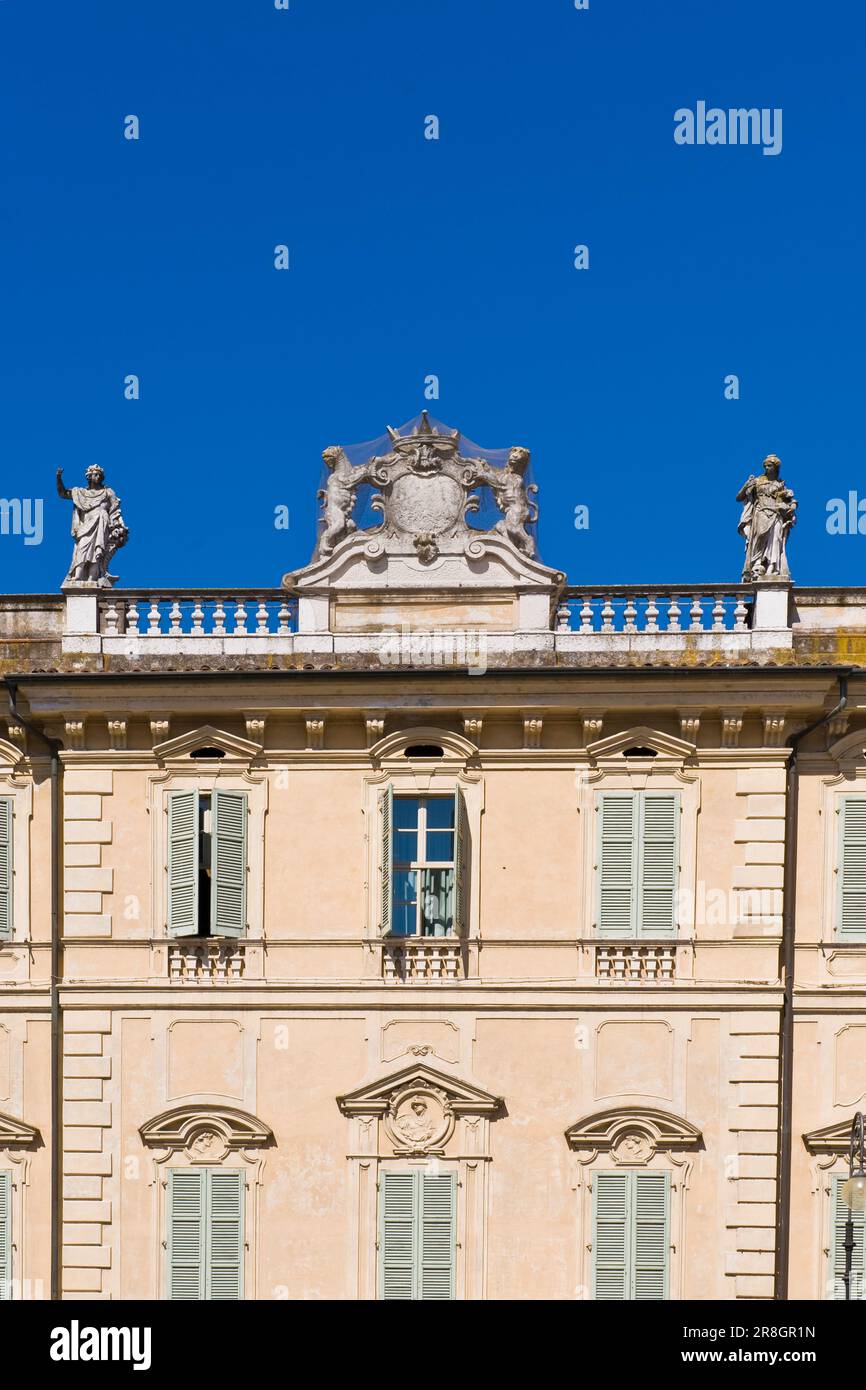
<box><xmin>587</xmin><ymin>726</ymin><xmax>697</xmax><ymax>765</ymax></box>
<box><xmin>152</xmin><ymin>725</ymin><xmax>264</xmax><ymax>766</ymax></box>
<box><xmin>565</xmin><ymin>1106</ymin><xmax>703</xmax><ymax>1162</ymax></box>
<box><xmin>802</xmin><ymin>1120</ymin><xmax>860</xmax><ymax>1154</ymax></box>
<box><xmin>0</xmin><ymin>1110</ymin><xmax>41</xmax><ymax>1148</ymax></box>
<box><xmin>337</xmin><ymin>1064</ymin><xmax>503</xmax><ymax>1158</ymax></box>
<box><xmin>139</xmin><ymin>1104</ymin><xmax>273</xmax><ymax>1161</ymax></box>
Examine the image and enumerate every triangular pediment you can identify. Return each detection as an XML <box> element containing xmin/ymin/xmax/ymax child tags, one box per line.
<box><xmin>587</xmin><ymin>726</ymin><xmax>696</xmax><ymax>764</ymax></box>
<box><xmin>337</xmin><ymin>1062</ymin><xmax>503</xmax><ymax>1117</ymax></box>
<box><xmin>153</xmin><ymin>725</ymin><xmax>263</xmax><ymax>765</ymax></box>
<box><xmin>803</xmin><ymin>1120</ymin><xmax>858</xmax><ymax>1154</ymax></box>
<box><xmin>566</xmin><ymin>1106</ymin><xmax>702</xmax><ymax>1155</ymax></box>
<box><xmin>139</xmin><ymin>1104</ymin><xmax>273</xmax><ymax>1153</ymax></box>
<box><xmin>0</xmin><ymin>1110</ymin><xmax>41</xmax><ymax>1148</ymax></box>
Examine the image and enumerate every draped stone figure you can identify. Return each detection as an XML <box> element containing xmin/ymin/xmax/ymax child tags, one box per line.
<box><xmin>736</xmin><ymin>455</ymin><xmax>797</xmax><ymax>581</ymax></box>
<box><xmin>57</xmin><ymin>465</ymin><xmax>129</xmax><ymax>588</ymax></box>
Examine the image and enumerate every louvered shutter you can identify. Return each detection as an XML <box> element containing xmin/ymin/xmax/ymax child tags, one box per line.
<box><xmin>838</xmin><ymin>798</ymin><xmax>866</xmax><ymax>938</ymax></box>
<box><xmin>0</xmin><ymin>1171</ymin><xmax>10</xmax><ymax>1300</ymax></box>
<box><xmin>207</xmin><ymin>1169</ymin><xmax>244</xmax><ymax>1300</ymax></box>
<box><xmin>167</xmin><ymin>790</ymin><xmax>199</xmax><ymax>937</ymax></box>
<box><xmin>0</xmin><ymin>799</ymin><xmax>12</xmax><ymax>942</ymax></box>
<box><xmin>593</xmin><ymin>1170</ymin><xmax>629</xmax><ymax>1299</ymax></box>
<box><xmin>597</xmin><ymin>794</ymin><xmax>637</xmax><ymax>937</ymax></box>
<box><xmin>419</xmin><ymin>1172</ymin><xmax>456</xmax><ymax>1300</ymax></box>
<box><xmin>380</xmin><ymin>784</ymin><xmax>393</xmax><ymax>934</ymax></box>
<box><xmin>453</xmin><ymin>789</ymin><xmax>469</xmax><ymax>937</ymax></box>
<box><xmin>632</xmin><ymin>1171</ymin><xmax>670</xmax><ymax>1299</ymax></box>
<box><xmin>211</xmin><ymin>791</ymin><xmax>247</xmax><ymax>937</ymax></box>
<box><xmin>380</xmin><ymin>1170</ymin><xmax>415</xmax><ymax>1300</ymax></box>
<box><xmin>830</xmin><ymin>1174</ymin><xmax>866</xmax><ymax>1299</ymax></box>
<box><xmin>638</xmin><ymin>794</ymin><xmax>678</xmax><ymax>938</ymax></box>
<box><xmin>168</xmin><ymin>1169</ymin><xmax>205</xmax><ymax>1299</ymax></box>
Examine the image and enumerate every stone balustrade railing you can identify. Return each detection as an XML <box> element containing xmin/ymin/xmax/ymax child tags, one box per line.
<box><xmin>98</xmin><ymin>590</ymin><xmax>297</xmax><ymax>638</ymax></box>
<box><xmin>383</xmin><ymin>938</ymin><xmax>465</xmax><ymax>982</ymax></box>
<box><xmin>595</xmin><ymin>943</ymin><xmax>677</xmax><ymax>982</ymax></box>
<box><xmin>556</xmin><ymin>585</ymin><xmax>753</xmax><ymax>635</ymax></box>
<box><xmin>168</xmin><ymin>940</ymin><xmax>246</xmax><ymax>982</ymax></box>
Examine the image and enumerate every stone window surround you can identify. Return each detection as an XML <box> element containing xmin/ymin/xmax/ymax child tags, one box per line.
<box><xmin>0</xmin><ymin>739</ymin><xmax>32</xmax><ymax>948</ymax></box>
<box><xmin>578</xmin><ymin>727</ymin><xmax>700</xmax><ymax>942</ymax></box>
<box><xmin>817</xmin><ymin>731</ymin><xmax>866</xmax><ymax>944</ymax></box>
<box><xmin>148</xmin><ymin>767</ymin><xmax>268</xmax><ymax>941</ymax></box>
<box><xmin>0</xmin><ymin>1111</ymin><xmax>41</xmax><ymax>1301</ymax></box>
<box><xmin>363</xmin><ymin>727</ymin><xmax>483</xmax><ymax>947</ymax></box>
<box><xmin>802</xmin><ymin>1123</ymin><xmax>865</xmax><ymax>1301</ymax></box>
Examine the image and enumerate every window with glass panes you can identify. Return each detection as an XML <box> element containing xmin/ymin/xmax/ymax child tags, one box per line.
<box><xmin>391</xmin><ymin>796</ymin><xmax>456</xmax><ymax>937</ymax></box>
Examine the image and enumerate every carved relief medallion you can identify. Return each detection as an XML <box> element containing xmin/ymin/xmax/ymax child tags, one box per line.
<box><xmin>384</xmin><ymin>1084</ymin><xmax>455</xmax><ymax>1156</ymax></box>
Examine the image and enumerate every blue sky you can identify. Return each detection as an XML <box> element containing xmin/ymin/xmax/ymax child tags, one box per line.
<box><xmin>1</xmin><ymin>0</ymin><xmax>864</xmax><ymax>591</ymax></box>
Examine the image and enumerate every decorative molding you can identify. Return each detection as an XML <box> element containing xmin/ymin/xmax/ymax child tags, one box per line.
<box><xmin>244</xmin><ymin>716</ymin><xmax>266</xmax><ymax>745</ymax></box>
<box><xmin>4</xmin><ymin>726</ymin><xmax>26</xmax><ymax>756</ymax></box>
<box><xmin>826</xmin><ymin>713</ymin><xmax>850</xmax><ymax>748</ymax></box>
<box><xmin>107</xmin><ymin>718</ymin><xmax>128</xmax><ymax>751</ymax></box>
<box><xmin>150</xmin><ymin>718</ymin><xmax>170</xmax><ymax>746</ymax></box>
<box><xmin>565</xmin><ymin>1106</ymin><xmax>703</xmax><ymax>1163</ymax></box>
<box><xmin>365</xmin><ymin>716</ymin><xmax>385</xmax><ymax>748</ymax></box>
<box><xmin>586</xmin><ymin>725</ymin><xmax>696</xmax><ymax>766</ymax></box>
<box><xmin>679</xmin><ymin>715</ymin><xmax>701</xmax><ymax>742</ymax></box>
<box><xmin>64</xmin><ymin>719</ymin><xmax>86</xmax><ymax>751</ymax></box>
<box><xmin>369</xmin><ymin>726</ymin><xmax>478</xmax><ymax>767</ymax></box>
<box><xmin>152</xmin><ymin>724</ymin><xmax>263</xmax><ymax>766</ymax></box>
<box><xmin>762</xmin><ymin>713</ymin><xmax>787</xmax><ymax>747</ymax></box>
<box><xmin>0</xmin><ymin>736</ymin><xmax>26</xmax><ymax>773</ymax></box>
<box><xmin>462</xmin><ymin>716</ymin><xmax>483</xmax><ymax>744</ymax></box>
<box><xmin>139</xmin><ymin>1104</ymin><xmax>273</xmax><ymax>1160</ymax></box>
<box><xmin>721</xmin><ymin>714</ymin><xmax>744</xmax><ymax>748</ymax></box>
<box><xmin>522</xmin><ymin>716</ymin><xmax>543</xmax><ymax>749</ymax></box>
<box><xmin>305</xmin><ymin>717</ymin><xmax>325</xmax><ymax>750</ymax></box>
<box><xmin>337</xmin><ymin>1062</ymin><xmax>503</xmax><ymax>1134</ymax></box>
<box><xmin>0</xmin><ymin>1110</ymin><xmax>41</xmax><ymax>1149</ymax></box>
<box><xmin>582</xmin><ymin>715</ymin><xmax>604</xmax><ymax>745</ymax></box>
<box><xmin>827</xmin><ymin>727</ymin><xmax>866</xmax><ymax>772</ymax></box>
<box><xmin>802</xmin><ymin>1119</ymin><xmax>861</xmax><ymax>1155</ymax></box>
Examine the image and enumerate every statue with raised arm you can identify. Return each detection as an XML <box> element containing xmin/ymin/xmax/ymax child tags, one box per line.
<box><xmin>476</xmin><ymin>447</ymin><xmax>539</xmax><ymax>557</ymax></box>
<box><xmin>57</xmin><ymin>465</ymin><xmax>129</xmax><ymax>588</ymax></box>
<box><xmin>314</xmin><ymin>446</ymin><xmax>375</xmax><ymax>558</ymax></box>
<box><xmin>736</xmin><ymin>454</ymin><xmax>797</xmax><ymax>581</ymax></box>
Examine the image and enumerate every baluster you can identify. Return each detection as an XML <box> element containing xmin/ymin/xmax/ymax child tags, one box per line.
<box><xmin>191</xmin><ymin>599</ymin><xmax>205</xmax><ymax>636</ymax></box>
<box><xmin>666</xmin><ymin>595</ymin><xmax>681</xmax><ymax>632</ymax></box>
<box><xmin>168</xmin><ymin>601</ymin><xmax>182</xmax><ymax>636</ymax></box>
<box><xmin>601</xmin><ymin>596</ymin><xmax>615</xmax><ymax>633</ymax></box>
<box><xmin>712</xmin><ymin>594</ymin><xmax>726</xmax><ymax>631</ymax></box>
<box><xmin>623</xmin><ymin>597</ymin><xmax>637</xmax><ymax>633</ymax></box>
<box><xmin>612</xmin><ymin>948</ymin><xmax>626</xmax><ymax>981</ymax></box>
<box><xmin>556</xmin><ymin>602</ymin><xmax>571</xmax><ymax>632</ymax></box>
<box><xmin>645</xmin><ymin>595</ymin><xmax>659</xmax><ymax>633</ymax></box>
<box><xmin>233</xmin><ymin>600</ymin><xmax>248</xmax><ymax>636</ymax></box>
<box><xmin>104</xmin><ymin>600</ymin><xmax>119</xmax><ymax>636</ymax></box>
<box><xmin>628</xmin><ymin>949</ymin><xmax>642</xmax><ymax>981</ymax></box>
<box><xmin>689</xmin><ymin>596</ymin><xmax>704</xmax><ymax>631</ymax></box>
<box><xmin>126</xmin><ymin>599</ymin><xmax>140</xmax><ymax>635</ymax></box>
<box><xmin>579</xmin><ymin>597</ymin><xmax>594</xmax><ymax>633</ymax></box>
<box><xmin>733</xmin><ymin>595</ymin><xmax>748</xmax><ymax>632</ymax></box>
<box><xmin>255</xmin><ymin>600</ymin><xmax>269</xmax><ymax>635</ymax></box>
<box><xmin>214</xmin><ymin>946</ymin><xmax>227</xmax><ymax>982</ymax></box>
<box><xmin>147</xmin><ymin>599</ymin><xmax>162</xmax><ymax>636</ymax></box>
<box><xmin>185</xmin><ymin>947</ymin><xmax>198</xmax><ymax>981</ymax></box>
<box><xmin>277</xmin><ymin>601</ymin><xmax>291</xmax><ymax>635</ymax></box>
<box><xmin>645</xmin><ymin>949</ymin><xmax>658</xmax><ymax>981</ymax></box>
<box><xmin>213</xmin><ymin>600</ymin><xmax>227</xmax><ymax>636</ymax></box>
<box><xmin>169</xmin><ymin>949</ymin><xmax>183</xmax><ymax>982</ymax></box>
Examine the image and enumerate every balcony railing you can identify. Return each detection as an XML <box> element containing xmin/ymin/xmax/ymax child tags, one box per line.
<box><xmin>595</xmin><ymin>943</ymin><xmax>677</xmax><ymax>981</ymax></box>
<box><xmin>383</xmin><ymin>937</ymin><xmax>465</xmax><ymax>982</ymax></box>
<box><xmin>555</xmin><ymin>585</ymin><xmax>752</xmax><ymax>635</ymax></box>
<box><xmin>99</xmin><ymin>590</ymin><xmax>298</xmax><ymax>638</ymax></box>
<box><xmin>168</xmin><ymin>940</ymin><xmax>246</xmax><ymax>982</ymax></box>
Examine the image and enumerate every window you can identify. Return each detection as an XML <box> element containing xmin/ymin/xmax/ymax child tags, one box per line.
<box><xmin>0</xmin><ymin>1171</ymin><xmax>10</xmax><ymax>1300</ymax></box>
<box><xmin>167</xmin><ymin>789</ymin><xmax>247</xmax><ymax>937</ymax></box>
<box><xmin>837</xmin><ymin>796</ymin><xmax>866</xmax><ymax>938</ymax></box>
<box><xmin>379</xmin><ymin>1169</ymin><xmax>456</xmax><ymax>1300</ymax></box>
<box><xmin>382</xmin><ymin>789</ymin><xmax>468</xmax><ymax>937</ymax></box>
<box><xmin>592</xmin><ymin>1170</ymin><xmax>670</xmax><ymax>1300</ymax></box>
<box><xmin>828</xmin><ymin>1173</ymin><xmax>865</xmax><ymax>1299</ymax></box>
<box><xmin>596</xmin><ymin>792</ymin><xmax>679</xmax><ymax>938</ymax></box>
<box><xmin>0</xmin><ymin>798</ymin><xmax>12</xmax><ymax>942</ymax></box>
<box><xmin>167</xmin><ymin>1168</ymin><xmax>244</xmax><ymax>1300</ymax></box>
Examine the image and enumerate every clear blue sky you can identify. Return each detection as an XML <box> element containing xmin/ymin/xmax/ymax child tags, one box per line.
<box><xmin>1</xmin><ymin>0</ymin><xmax>864</xmax><ymax>591</ymax></box>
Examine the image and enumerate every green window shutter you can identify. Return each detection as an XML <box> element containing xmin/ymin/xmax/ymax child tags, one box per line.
<box><xmin>597</xmin><ymin>794</ymin><xmax>637</xmax><ymax>937</ymax></box>
<box><xmin>830</xmin><ymin>1174</ymin><xmax>866</xmax><ymax>1299</ymax></box>
<box><xmin>380</xmin><ymin>1169</ymin><xmax>415</xmax><ymax>1300</ymax></box>
<box><xmin>638</xmin><ymin>794</ymin><xmax>679</xmax><ymax>939</ymax></box>
<box><xmin>838</xmin><ymin>797</ymin><xmax>866</xmax><ymax>938</ymax></box>
<box><xmin>167</xmin><ymin>790</ymin><xmax>199</xmax><ymax>937</ymax></box>
<box><xmin>0</xmin><ymin>1171</ymin><xmax>11</xmax><ymax>1300</ymax></box>
<box><xmin>419</xmin><ymin>1172</ymin><xmax>456</xmax><ymax>1300</ymax></box>
<box><xmin>206</xmin><ymin>1169</ymin><xmax>244</xmax><ymax>1300</ymax></box>
<box><xmin>453</xmin><ymin>789</ymin><xmax>469</xmax><ymax>937</ymax></box>
<box><xmin>632</xmin><ymin>1171</ymin><xmax>670</xmax><ymax>1299</ymax></box>
<box><xmin>211</xmin><ymin>791</ymin><xmax>247</xmax><ymax>938</ymax></box>
<box><xmin>168</xmin><ymin>1169</ymin><xmax>205</xmax><ymax>1300</ymax></box>
<box><xmin>380</xmin><ymin>784</ymin><xmax>393</xmax><ymax>934</ymax></box>
<box><xmin>0</xmin><ymin>799</ymin><xmax>12</xmax><ymax>942</ymax></box>
<box><xmin>593</xmin><ymin>1170</ymin><xmax>629</xmax><ymax>1299</ymax></box>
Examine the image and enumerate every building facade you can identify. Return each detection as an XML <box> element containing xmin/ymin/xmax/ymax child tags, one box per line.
<box><xmin>0</xmin><ymin>416</ymin><xmax>865</xmax><ymax>1301</ymax></box>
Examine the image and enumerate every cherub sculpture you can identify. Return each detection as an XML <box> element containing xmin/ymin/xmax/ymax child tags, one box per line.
<box><xmin>314</xmin><ymin>446</ymin><xmax>375</xmax><ymax>558</ymax></box>
<box><xmin>477</xmin><ymin>447</ymin><xmax>539</xmax><ymax>557</ymax></box>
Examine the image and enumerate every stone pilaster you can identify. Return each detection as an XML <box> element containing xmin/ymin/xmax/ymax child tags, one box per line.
<box><xmin>62</xmin><ymin>1012</ymin><xmax>113</xmax><ymax>1298</ymax></box>
<box><xmin>63</xmin><ymin>771</ymin><xmax>113</xmax><ymax>939</ymax></box>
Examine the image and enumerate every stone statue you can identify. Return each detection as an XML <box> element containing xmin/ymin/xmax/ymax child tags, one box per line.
<box><xmin>476</xmin><ymin>447</ymin><xmax>539</xmax><ymax>557</ymax></box>
<box><xmin>56</xmin><ymin>465</ymin><xmax>129</xmax><ymax>589</ymax></box>
<box><xmin>736</xmin><ymin>455</ymin><xmax>797</xmax><ymax>581</ymax></box>
<box><xmin>393</xmin><ymin>1097</ymin><xmax>437</xmax><ymax>1146</ymax></box>
<box><xmin>315</xmin><ymin>447</ymin><xmax>374</xmax><ymax>558</ymax></box>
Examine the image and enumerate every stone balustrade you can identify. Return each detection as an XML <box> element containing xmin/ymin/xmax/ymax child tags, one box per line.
<box><xmin>383</xmin><ymin>938</ymin><xmax>465</xmax><ymax>982</ymax></box>
<box><xmin>99</xmin><ymin>590</ymin><xmax>297</xmax><ymax>638</ymax></box>
<box><xmin>556</xmin><ymin>586</ymin><xmax>752</xmax><ymax>635</ymax></box>
<box><xmin>595</xmin><ymin>943</ymin><xmax>677</xmax><ymax>982</ymax></box>
<box><xmin>168</xmin><ymin>940</ymin><xmax>247</xmax><ymax>982</ymax></box>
